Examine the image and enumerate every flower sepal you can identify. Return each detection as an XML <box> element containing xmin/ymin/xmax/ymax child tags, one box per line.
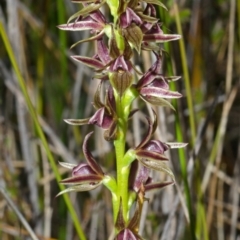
<box><xmin>56</xmin><ymin>132</ymin><xmax>104</xmax><ymax>197</ymax></box>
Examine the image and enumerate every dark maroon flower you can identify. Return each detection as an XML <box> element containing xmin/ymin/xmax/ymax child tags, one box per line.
<box><xmin>133</xmin><ymin>111</ymin><xmax>187</xmax><ymax>179</ymax></box>
<box><xmin>115</xmin><ymin>198</ymin><xmax>144</xmax><ymax>240</ymax></box>
<box><xmin>143</xmin><ymin>23</ymin><xmax>181</xmax><ymax>43</ymax></box>
<box><xmin>58</xmin><ymin>8</ymin><xmax>106</xmax><ymax>48</ymax></box>
<box><xmin>129</xmin><ymin>160</ymin><xmax>174</xmax><ymax>194</ymax></box>
<box><xmin>65</xmin><ymin>83</ymin><xmax>117</xmax><ymax>141</ymax></box>
<box><xmin>57</xmin><ymin>132</ymin><xmax>104</xmax><ymax>196</ymax></box>
<box><xmin>135</xmin><ymin>53</ymin><xmax>182</xmax><ymax>109</ymax></box>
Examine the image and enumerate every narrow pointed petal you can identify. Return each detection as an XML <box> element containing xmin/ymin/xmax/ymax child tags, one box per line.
<box><xmin>135</xmin><ymin>117</ymin><xmax>153</xmax><ymax>149</ymax></box>
<box><xmin>72</xmin><ymin>55</ymin><xmax>105</xmax><ymax>69</ymax></box>
<box><xmin>140</xmin><ymin>160</ymin><xmax>175</xmax><ymax>179</ymax></box>
<box><xmin>106</xmin><ymin>86</ymin><xmax>116</xmax><ymax>114</ymax></box>
<box><xmin>127</xmin><ymin>200</ymin><xmax>140</xmax><ymax>231</ymax></box>
<box><xmin>83</xmin><ymin>132</ymin><xmax>104</xmax><ymax>175</ymax></box>
<box><xmin>60</xmin><ymin>174</ymin><xmax>102</xmax><ymax>185</ymax></box>
<box><xmin>140</xmin><ymin>86</ymin><xmax>182</xmax><ymax>98</ymax></box>
<box><xmin>145</xmin><ymin>181</ymin><xmax>174</xmax><ymax>192</ymax></box>
<box><xmin>58</xmin><ymin>21</ymin><xmax>104</xmax><ymax>31</ymax></box>
<box><xmin>64</xmin><ymin>118</ymin><xmax>90</xmax><ymax>125</ymax></box>
<box><xmin>104</xmin><ymin>121</ymin><xmax>117</xmax><ymax>141</ymax></box>
<box><xmin>70</xmin><ymin>31</ymin><xmax>104</xmax><ymax>48</ymax></box>
<box><xmin>144</xmin><ymin>33</ymin><xmax>181</xmax><ymax>42</ymax></box>
<box><xmin>59</xmin><ymin>162</ymin><xmax>77</xmax><ymax>169</ymax></box>
<box><xmin>136</xmin><ymin>150</ymin><xmax>168</xmax><ymax>161</ymax></box>
<box><xmin>93</xmin><ymin>82</ymin><xmax>105</xmax><ymax>109</ymax></box>
<box><xmin>166</xmin><ymin>142</ymin><xmax>188</xmax><ymax>149</ymax></box>
<box><xmin>115</xmin><ymin>198</ymin><xmax>126</xmax><ymax>230</ymax></box>
<box><xmin>140</xmin><ymin>95</ymin><xmax>175</xmax><ymax>110</ymax></box>
<box><xmin>128</xmin><ymin>109</ymin><xmax>139</xmax><ymax>119</ymax></box>
<box><xmin>56</xmin><ymin>182</ymin><xmax>101</xmax><ymax>197</ymax></box>
<box><xmin>165</xmin><ymin>76</ymin><xmax>182</xmax><ymax>82</ymax></box>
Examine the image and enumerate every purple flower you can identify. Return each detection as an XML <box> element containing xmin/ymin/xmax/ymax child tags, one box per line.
<box><xmin>65</xmin><ymin>83</ymin><xmax>117</xmax><ymax>141</ymax></box>
<box><xmin>135</xmin><ymin>53</ymin><xmax>182</xmax><ymax>109</ymax></box>
<box><xmin>57</xmin><ymin>132</ymin><xmax>104</xmax><ymax>196</ymax></box>
<box><xmin>129</xmin><ymin>161</ymin><xmax>174</xmax><ymax>194</ymax></box>
<box><xmin>115</xmin><ymin>198</ymin><xmax>144</xmax><ymax>240</ymax></box>
<box><xmin>132</xmin><ymin>111</ymin><xmax>187</xmax><ymax>179</ymax></box>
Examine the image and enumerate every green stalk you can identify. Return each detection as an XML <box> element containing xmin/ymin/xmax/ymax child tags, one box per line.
<box><xmin>114</xmin><ymin>93</ymin><xmax>130</xmax><ymax>222</ymax></box>
<box><xmin>0</xmin><ymin>23</ymin><xmax>86</xmax><ymax>240</ymax></box>
<box><xmin>112</xmin><ymin>87</ymin><xmax>138</xmax><ymax>222</ymax></box>
<box><xmin>173</xmin><ymin>2</ymin><xmax>196</xmax><ymax>144</ymax></box>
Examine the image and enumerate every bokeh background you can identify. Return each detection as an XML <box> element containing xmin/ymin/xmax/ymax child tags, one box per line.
<box><xmin>0</xmin><ymin>0</ymin><xmax>239</xmax><ymax>239</ymax></box>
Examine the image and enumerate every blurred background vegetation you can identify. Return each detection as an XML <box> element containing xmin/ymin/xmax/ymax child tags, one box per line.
<box><xmin>0</xmin><ymin>0</ymin><xmax>239</xmax><ymax>239</ymax></box>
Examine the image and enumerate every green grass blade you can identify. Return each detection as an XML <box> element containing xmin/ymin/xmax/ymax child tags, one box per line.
<box><xmin>0</xmin><ymin>22</ymin><xmax>86</xmax><ymax>240</ymax></box>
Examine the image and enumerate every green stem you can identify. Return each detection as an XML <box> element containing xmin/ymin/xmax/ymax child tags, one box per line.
<box><xmin>113</xmin><ymin>88</ymin><xmax>137</xmax><ymax>222</ymax></box>
<box><xmin>114</xmin><ymin>94</ymin><xmax>129</xmax><ymax>222</ymax></box>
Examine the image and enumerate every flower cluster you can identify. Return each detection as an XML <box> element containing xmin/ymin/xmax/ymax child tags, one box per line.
<box><xmin>58</xmin><ymin>0</ymin><xmax>185</xmax><ymax>238</ymax></box>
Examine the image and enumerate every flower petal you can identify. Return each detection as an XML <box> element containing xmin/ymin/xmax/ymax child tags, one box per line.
<box><xmin>145</xmin><ymin>181</ymin><xmax>174</xmax><ymax>192</ymax></box>
<box><xmin>58</xmin><ymin>21</ymin><xmax>103</xmax><ymax>31</ymax></box>
<box><xmin>144</xmin><ymin>33</ymin><xmax>181</xmax><ymax>42</ymax></box>
<box><xmin>60</xmin><ymin>174</ymin><xmax>102</xmax><ymax>185</ymax></box>
<box><xmin>59</xmin><ymin>162</ymin><xmax>77</xmax><ymax>169</ymax></box>
<box><xmin>72</xmin><ymin>55</ymin><xmax>105</xmax><ymax>69</ymax></box>
<box><xmin>140</xmin><ymin>159</ymin><xmax>175</xmax><ymax>179</ymax></box>
<box><xmin>140</xmin><ymin>86</ymin><xmax>182</xmax><ymax>99</ymax></box>
<box><xmin>115</xmin><ymin>198</ymin><xmax>126</xmax><ymax>231</ymax></box>
<box><xmin>136</xmin><ymin>149</ymin><xmax>168</xmax><ymax>161</ymax></box>
<box><xmin>56</xmin><ymin>182</ymin><xmax>102</xmax><ymax>197</ymax></box>
<box><xmin>166</xmin><ymin>142</ymin><xmax>188</xmax><ymax>149</ymax></box>
<box><xmin>70</xmin><ymin>31</ymin><xmax>104</xmax><ymax>49</ymax></box>
<box><xmin>135</xmin><ymin>117</ymin><xmax>153</xmax><ymax>149</ymax></box>
<box><xmin>64</xmin><ymin>118</ymin><xmax>90</xmax><ymax>125</ymax></box>
<box><xmin>83</xmin><ymin>132</ymin><xmax>104</xmax><ymax>175</ymax></box>
<box><xmin>140</xmin><ymin>95</ymin><xmax>175</xmax><ymax>110</ymax></box>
